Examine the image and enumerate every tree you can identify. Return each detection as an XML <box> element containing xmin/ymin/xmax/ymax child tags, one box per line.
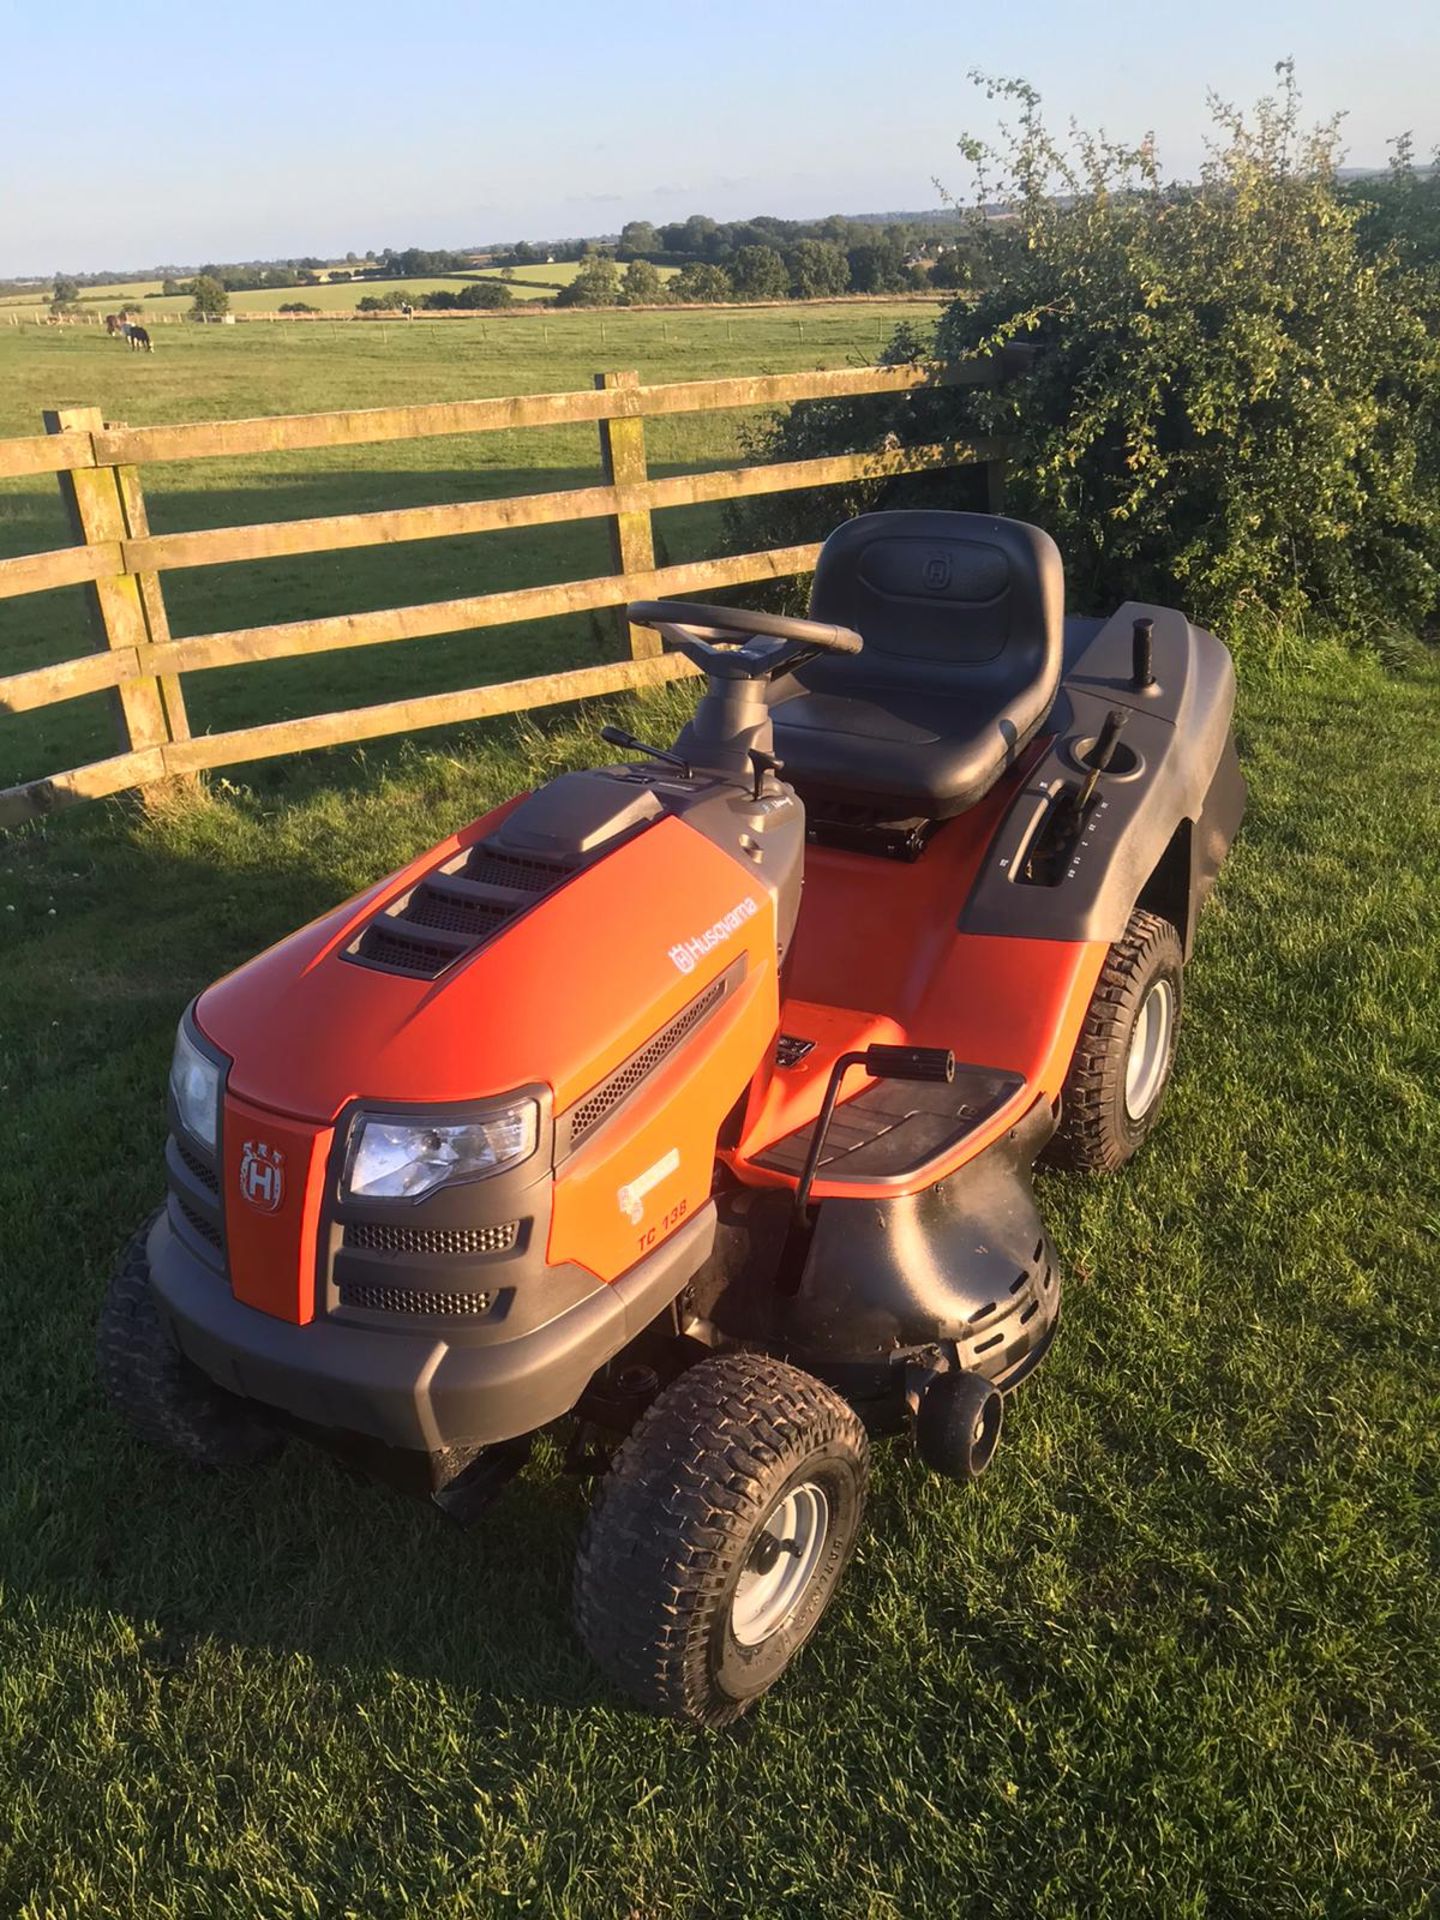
<box><xmin>189</xmin><ymin>275</ymin><xmax>229</xmax><ymax>321</ymax></box>
<box><xmin>670</xmin><ymin>261</ymin><xmax>733</xmax><ymax>303</ymax></box>
<box><xmin>929</xmin><ymin>246</ymin><xmax>972</xmax><ymax>289</ymax></box>
<box><xmin>555</xmin><ymin>257</ymin><xmax>621</xmax><ymax>307</ymax></box>
<box><xmin>161</xmin><ymin>278</ymin><xmax>185</xmax><ymax>297</ymax></box>
<box><xmin>729</xmin><ymin>245</ymin><xmax>789</xmax><ymax>299</ymax></box>
<box><xmin>457</xmin><ymin>279</ymin><xmax>512</xmax><ymax>308</ymax></box>
<box><xmin>787</xmin><ymin>240</ymin><xmax>849</xmax><ymax>299</ymax></box>
<box><xmin>846</xmin><ymin>238</ymin><xmax>908</xmax><ymax>293</ymax></box>
<box><xmin>733</xmin><ymin>66</ymin><xmax>1440</xmax><ymax>640</ymax></box>
<box><xmin>620</xmin><ymin>258</ymin><xmax>666</xmax><ymax>304</ymax></box>
<box><xmin>51</xmin><ymin>274</ymin><xmax>79</xmax><ymax>307</ymax></box>
<box><xmin>278</xmin><ymin>301</ymin><xmax>319</xmax><ymax>314</ymax></box>
<box><xmin>620</xmin><ymin>220</ymin><xmax>660</xmax><ymax>258</ymax></box>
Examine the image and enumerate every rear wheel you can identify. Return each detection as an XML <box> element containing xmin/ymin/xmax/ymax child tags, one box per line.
<box><xmin>97</xmin><ymin>1213</ymin><xmax>281</xmax><ymax>1468</ymax></box>
<box><xmin>574</xmin><ymin>1351</ymin><xmax>869</xmax><ymax>1726</ymax></box>
<box><xmin>1047</xmin><ymin>909</ymin><xmax>1184</xmax><ymax>1173</ymax></box>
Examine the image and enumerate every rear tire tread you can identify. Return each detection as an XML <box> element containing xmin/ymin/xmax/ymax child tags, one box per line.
<box><xmin>1047</xmin><ymin>908</ymin><xmax>1183</xmax><ymax>1174</ymax></box>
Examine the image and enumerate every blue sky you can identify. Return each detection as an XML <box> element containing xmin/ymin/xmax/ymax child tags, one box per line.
<box><xmin>1</xmin><ymin>0</ymin><xmax>1435</xmax><ymax>275</ymax></box>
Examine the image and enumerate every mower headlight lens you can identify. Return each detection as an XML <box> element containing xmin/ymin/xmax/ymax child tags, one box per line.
<box><xmin>169</xmin><ymin>1022</ymin><xmax>221</xmax><ymax>1150</ymax></box>
<box><xmin>344</xmin><ymin>1103</ymin><xmax>539</xmax><ymax>1201</ymax></box>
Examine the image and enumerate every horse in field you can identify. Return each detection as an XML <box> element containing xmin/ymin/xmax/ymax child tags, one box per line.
<box><xmin>122</xmin><ymin>324</ymin><xmax>152</xmax><ymax>352</ymax></box>
<box><xmin>105</xmin><ymin>313</ymin><xmax>123</xmax><ymax>336</ymax></box>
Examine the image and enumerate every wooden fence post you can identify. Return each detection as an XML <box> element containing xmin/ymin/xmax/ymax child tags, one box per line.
<box><xmin>111</xmin><ymin>446</ymin><xmax>192</xmax><ymax>756</ymax></box>
<box><xmin>42</xmin><ymin>406</ymin><xmax>180</xmax><ymax>789</ymax></box>
<box><xmin>594</xmin><ymin>370</ymin><xmax>660</xmax><ymax>660</ymax></box>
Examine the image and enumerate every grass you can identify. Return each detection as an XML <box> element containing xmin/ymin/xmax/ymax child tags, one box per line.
<box><xmin>0</xmin><ymin>301</ymin><xmax>940</xmax><ymax>790</ymax></box>
<box><xmin>0</xmin><ymin>632</ymin><xmax>1437</xmax><ymax>1916</ymax></box>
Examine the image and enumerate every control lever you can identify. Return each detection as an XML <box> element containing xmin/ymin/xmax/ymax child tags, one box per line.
<box><xmin>1132</xmin><ymin>615</ymin><xmax>1156</xmax><ymax>690</ymax></box>
<box><xmin>747</xmin><ymin>747</ymin><xmax>784</xmax><ymax>801</ymax></box>
<box><xmin>1020</xmin><ymin>708</ymin><xmax>1132</xmax><ymax>888</ymax></box>
<box><xmin>794</xmin><ymin>1045</ymin><xmax>956</xmax><ymax>1220</ymax></box>
<box><xmin>600</xmin><ymin>724</ymin><xmax>690</xmax><ymax>776</ymax></box>
<box><xmin>1071</xmin><ymin>706</ymin><xmax>1129</xmax><ymax>819</ymax></box>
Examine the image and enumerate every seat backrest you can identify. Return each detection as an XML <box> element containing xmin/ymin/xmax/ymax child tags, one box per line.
<box><xmin>800</xmin><ymin>510</ymin><xmax>1064</xmax><ymax>704</ymax></box>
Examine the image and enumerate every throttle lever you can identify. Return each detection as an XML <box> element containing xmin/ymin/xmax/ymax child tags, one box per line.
<box><xmin>747</xmin><ymin>747</ymin><xmax>784</xmax><ymax>800</ymax></box>
<box><xmin>600</xmin><ymin>724</ymin><xmax>691</xmax><ymax>776</ymax></box>
<box><xmin>1072</xmin><ymin>707</ymin><xmax>1129</xmax><ymax>817</ymax></box>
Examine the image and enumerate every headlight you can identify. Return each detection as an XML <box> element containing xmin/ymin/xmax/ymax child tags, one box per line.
<box><xmin>169</xmin><ymin>1021</ymin><xmax>221</xmax><ymax>1150</ymax></box>
<box><xmin>343</xmin><ymin>1102</ymin><xmax>539</xmax><ymax>1202</ymax></box>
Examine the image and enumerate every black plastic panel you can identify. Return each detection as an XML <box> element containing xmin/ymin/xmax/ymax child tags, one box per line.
<box><xmin>960</xmin><ymin>601</ymin><xmax>1243</xmax><ymax>945</ymax></box>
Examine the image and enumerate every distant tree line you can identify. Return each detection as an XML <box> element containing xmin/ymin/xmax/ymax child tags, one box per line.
<box><xmin>355</xmin><ymin>281</ymin><xmax>512</xmax><ymax>312</ymax></box>
<box><xmin>493</xmin><ymin>213</ymin><xmax>981</xmax><ymax>303</ymax></box>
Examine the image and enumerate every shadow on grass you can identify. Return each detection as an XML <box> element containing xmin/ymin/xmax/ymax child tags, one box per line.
<box><xmin>0</xmin><ymin>696</ymin><xmax>730</xmax><ymax>1720</ymax></box>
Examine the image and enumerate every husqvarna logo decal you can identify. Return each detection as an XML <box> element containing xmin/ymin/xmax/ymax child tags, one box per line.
<box><xmin>238</xmin><ymin>1139</ymin><xmax>286</xmax><ymax>1213</ymax></box>
<box><xmin>668</xmin><ymin>896</ymin><xmax>758</xmax><ymax>975</ymax></box>
<box><xmin>922</xmin><ymin>552</ymin><xmax>952</xmax><ymax>593</ymax></box>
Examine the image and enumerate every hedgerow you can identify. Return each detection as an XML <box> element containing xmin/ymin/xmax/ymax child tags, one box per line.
<box><xmin>732</xmin><ymin>66</ymin><xmax>1440</xmax><ymax>638</ymax></box>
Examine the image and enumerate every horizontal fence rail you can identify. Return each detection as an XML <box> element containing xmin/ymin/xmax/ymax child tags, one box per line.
<box><xmin>0</xmin><ymin>358</ymin><xmax>1014</xmax><ymax>827</ymax></box>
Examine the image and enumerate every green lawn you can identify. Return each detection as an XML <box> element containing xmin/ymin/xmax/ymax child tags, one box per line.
<box><xmin>0</xmin><ymin>636</ymin><xmax>1437</xmax><ymax>1916</ymax></box>
<box><xmin>0</xmin><ymin>303</ymin><xmax>940</xmax><ymax>790</ymax></box>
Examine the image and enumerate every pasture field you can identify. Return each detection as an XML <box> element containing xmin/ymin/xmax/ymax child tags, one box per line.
<box><xmin>0</xmin><ymin>261</ymin><xmax>677</xmax><ymax>322</ymax></box>
<box><xmin>0</xmin><ymin>636</ymin><xmax>1437</xmax><ymax>1916</ymax></box>
<box><xmin>0</xmin><ymin>301</ymin><xmax>940</xmax><ymax>789</ymax></box>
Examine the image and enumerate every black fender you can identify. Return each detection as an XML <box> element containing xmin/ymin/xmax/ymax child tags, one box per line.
<box><xmin>777</xmin><ymin>1094</ymin><xmax>1061</xmax><ymax>1403</ymax></box>
<box><xmin>960</xmin><ymin>603</ymin><xmax>1245</xmax><ymax>955</ymax></box>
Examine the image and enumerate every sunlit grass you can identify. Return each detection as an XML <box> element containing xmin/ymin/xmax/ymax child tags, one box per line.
<box><xmin>0</xmin><ymin>637</ymin><xmax>1437</xmax><ymax>1916</ymax></box>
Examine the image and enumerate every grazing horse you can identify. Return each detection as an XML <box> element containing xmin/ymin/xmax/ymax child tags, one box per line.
<box><xmin>122</xmin><ymin>324</ymin><xmax>153</xmax><ymax>353</ymax></box>
<box><xmin>105</xmin><ymin>312</ymin><xmax>124</xmax><ymax>336</ymax></box>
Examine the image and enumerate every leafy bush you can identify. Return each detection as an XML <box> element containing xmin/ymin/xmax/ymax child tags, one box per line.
<box><xmin>670</xmin><ymin>261</ymin><xmax>733</xmax><ymax>303</ymax></box>
<box><xmin>556</xmin><ymin>258</ymin><xmax>621</xmax><ymax>307</ymax></box>
<box><xmin>277</xmin><ymin>301</ymin><xmax>319</xmax><ymax>314</ymax></box>
<box><xmin>457</xmin><ymin>279</ymin><xmax>512</xmax><ymax>308</ymax></box>
<box><xmin>619</xmin><ymin>259</ymin><xmax>666</xmax><ymax>305</ymax></box>
<box><xmin>729</xmin><ymin>245</ymin><xmax>789</xmax><ymax>300</ymax></box>
<box><xmin>734</xmin><ymin>66</ymin><xmax>1440</xmax><ymax>638</ymax></box>
<box><xmin>786</xmin><ymin>240</ymin><xmax>849</xmax><ymax>300</ymax></box>
<box><xmin>188</xmin><ymin>275</ymin><xmax>229</xmax><ymax>321</ymax></box>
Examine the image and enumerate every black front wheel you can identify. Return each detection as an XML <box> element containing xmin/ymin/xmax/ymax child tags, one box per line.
<box><xmin>96</xmin><ymin>1213</ymin><xmax>281</xmax><ymax>1469</ymax></box>
<box><xmin>574</xmin><ymin>1351</ymin><xmax>869</xmax><ymax>1726</ymax></box>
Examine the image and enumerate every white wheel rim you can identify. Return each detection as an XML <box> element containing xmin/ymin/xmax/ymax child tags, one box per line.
<box><xmin>730</xmin><ymin>1482</ymin><xmax>830</xmax><ymax>1648</ymax></box>
<box><xmin>1125</xmin><ymin>980</ymin><xmax>1175</xmax><ymax>1120</ymax></box>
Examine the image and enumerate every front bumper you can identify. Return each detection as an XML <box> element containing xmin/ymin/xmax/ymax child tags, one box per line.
<box><xmin>148</xmin><ymin>1203</ymin><xmax>716</xmax><ymax>1453</ymax></box>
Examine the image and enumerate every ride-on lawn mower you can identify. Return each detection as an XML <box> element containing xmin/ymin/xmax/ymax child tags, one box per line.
<box><xmin>101</xmin><ymin>511</ymin><xmax>1243</xmax><ymax>1724</ymax></box>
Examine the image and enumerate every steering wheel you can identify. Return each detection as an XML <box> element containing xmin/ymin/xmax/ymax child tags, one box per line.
<box><xmin>627</xmin><ymin>600</ymin><xmax>864</xmax><ymax>680</ymax></box>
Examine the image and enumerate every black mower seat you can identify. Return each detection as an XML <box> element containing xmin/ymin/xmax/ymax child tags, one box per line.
<box><xmin>769</xmin><ymin>511</ymin><xmax>1065</xmax><ymax>819</ymax></box>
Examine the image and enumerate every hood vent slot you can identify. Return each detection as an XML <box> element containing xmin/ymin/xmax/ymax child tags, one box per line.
<box><xmin>562</xmin><ymin>964</ymin><xmax>739</xmax><ymax>1150</ymax></box>
<box><xmin>345</xmin><ymin>836</ymin><xmax>579</xmax><ymax>979</ymax></box>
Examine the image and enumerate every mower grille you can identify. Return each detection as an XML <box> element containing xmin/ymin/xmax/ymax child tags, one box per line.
<box><xmin>359</xmin><ymin>927</ymin><xmax>462</xmax><ymax>976</ymax></box>
<box><xmin>344</xmin><ymin>835</ymin><xmax>579</xmax><ymax>978</ymax></box>
<box><xmin>175</xmin><ymin>1196</ymin><xmax>223</xmax><ymax>1251</ymax></box>
<box><xmin>338</xmin><ymin>1282</ymin><xmax>494</xmax><ymax>1317</ymax></box>
<box><xmin>401</xmin><ymin>888</ymin><xmax>514</xmax><ymax>940</ymax></box>
<box><xmin>176</xmin><ymin>1139</ymin><xmax>219</xmax><ymax>1194</ymax></box>
<box><xmin>569</xmin><ymin>974</ymin><xmax>729</xmax><ymax>1142</ymax></box>
<box><xmin>463</xmin><ymin>848</ymin><xmax>573</xmax><ymax>893</ymax></box>
<box><xmin>343</xmin><ymin>1220</ymin><xmax>518</xmax><ymax>1257</ymax></box>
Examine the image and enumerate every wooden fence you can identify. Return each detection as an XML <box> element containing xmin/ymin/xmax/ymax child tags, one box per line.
<box><xmin>0</xmin><ymin>356</ymin><xmax>1011</xmax><ymax>828</ymax></box>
